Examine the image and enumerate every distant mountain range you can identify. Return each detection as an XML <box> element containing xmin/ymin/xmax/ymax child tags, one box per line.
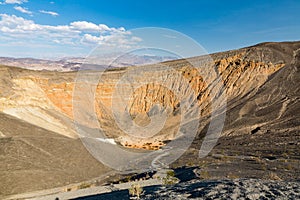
<box><xmin>0</xmin><ymin>54</ymin><xmax>177</xmax><ymax>71</ymax></box>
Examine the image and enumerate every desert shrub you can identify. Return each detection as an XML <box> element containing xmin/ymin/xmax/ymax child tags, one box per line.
<box><xmin>162</xmin><ymin>176</ymin><xmax>178</xmax><ymax>185</ymax></box>
<box><xmin>129</xmin><ymin>183</ymin><xmax>143</xmax><ymax>199</ymax></box>
<box><xmin>266</xmin><ymin>172</ymin><xmax>282</xmax><ymax>181</ymax></box>
<box><xmin>199</xmin><ymin>170</ymin><xmax>210</xmax><ymax>179</ymax></box>
<box><xmin>227</xmin><ymin>172</ymin><xmax>239</xmax><ymax>179</ymax></box>
<box><xmin>161</xmin><ymin>170</ymin><xmax>178</xmax><ymax>185</ymax></box>
<box><xmin>198</xmin><ymin>161</ymin><xmax>208</xmax><ymax>168</ymax></box>
<box><xmin>261</xmin><ymin>162</ymin><xmax>268</xmax><ymax>171</ymax></box>
<box><xmin>78</xmin><ymin>182</ymin><xmax>91</xmax><ymax>189</ymax></box>
<box><xmin>166</xmin><ymin>170</ymin><xmax>175</xmax><ymax>177</ymax></box>
<box><xmin>286</xmin><ymin>164</ymin><xmax>293</xmax><ymax>170</ymax></box>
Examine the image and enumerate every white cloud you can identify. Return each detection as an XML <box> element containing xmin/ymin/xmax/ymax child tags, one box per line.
<box><xmin>39</xmin><ymin>10</ymin><xmax>59</xmax><ymax>16</ymax></box>
<box><xmin>4</xmin><ymin>0</ymin><xmax>27</xmax><ymax>4</ymax></box>
<box><xmin>0</xmin><ymin>14</ymin><xmax>39</xmax><ymax>33</ymax></box>
<box><xmin>14</xmin><ymin>6</ymin><xmax>32</xmax><ymax>15</ymax></box>
<box><xmin>0</xmin><ymin>14</ymin><xmax>141</xmax><ymax>49</ymax></box>
<box><xmin>70</xmin><ymin>21</ymin><xmax>127</xmax><ymax>34</ymax></box>
<box><xmin>70</xmin><ymin>21</ymin><xmax>108</xmax><ymax>32</ymax></box>
<box><xmin>80</xmin><ymin>32</ymin><xmax>142</xmax><ymax>50</ymax></box>
<box><xmin>81</xmin><ymin>34</ymin><xmax>103</xmax><ymax>43</ymax></box>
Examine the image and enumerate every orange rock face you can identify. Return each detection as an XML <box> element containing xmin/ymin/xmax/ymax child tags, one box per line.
<box><xmin>33</xmin><ymin>78</ymin><xmax>75</xmax><ymax>118</ymax></box>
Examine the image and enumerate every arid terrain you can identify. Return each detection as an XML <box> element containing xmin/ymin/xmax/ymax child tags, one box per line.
<box><xmin>0</xmin><ymin>41</ymin><xmax>299</xmax><ymax>199</ymax></box>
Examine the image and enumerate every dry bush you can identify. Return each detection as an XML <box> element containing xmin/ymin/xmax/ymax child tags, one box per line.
<box><xmin>129</xmin><ymin>183</ymin><xmax>143</xmax><ymax>199</ymax></box>
<box><xmin>266</xmin><ymin>172</ymin><xmax>282</xmax><ymax>181</ymax></box>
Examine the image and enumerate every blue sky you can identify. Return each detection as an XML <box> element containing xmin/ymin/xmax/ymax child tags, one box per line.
<box><xmin>0</xmin><ymin>0</ymin><xmax>299</xmax><ymax>59</ymax></box>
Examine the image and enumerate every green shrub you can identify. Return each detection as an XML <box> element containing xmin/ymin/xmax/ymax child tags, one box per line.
<box><xmin>166</xmin><ymin>170</ymin><xmax>175</xmax><ymax>177</ymax></box>
<box><xmin>162</xmin><ymin>171</ymin><xmax>178</xmax><ymax>185</ymax></box>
